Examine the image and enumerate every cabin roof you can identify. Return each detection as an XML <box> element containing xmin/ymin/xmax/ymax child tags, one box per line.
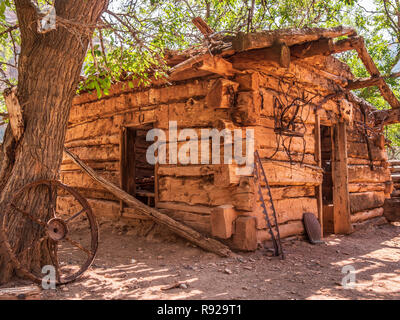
<box><xmin>75</xmin><ymin>26</ymin><xmax>400</xmax><ymax>120</ymax></box>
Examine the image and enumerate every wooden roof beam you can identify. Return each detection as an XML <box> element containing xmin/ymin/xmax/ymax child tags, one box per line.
<box><xmin>290</xmin><ymin>36</ymin><xmax>362</xmax><ymax>59</ymax></box>
<box><xmin>292</xmin><ymin>36</ymin><xmax>400</xmax><ymax>109</ymax></box>
<box><xmin>352</xmin><ymin>37</ymin><xmax>400</xmax><ymax>109</ymax></box>
<box><xmin>346</xmin><ymin>77</ymin><xmax>383</xmax><ymax>90</ymax></box>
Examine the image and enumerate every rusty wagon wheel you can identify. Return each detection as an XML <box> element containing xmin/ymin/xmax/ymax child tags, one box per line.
<box><xmin>1</xmin><ymin>180</ymin><xmax>99</xmax><ymax>285</ymax></box>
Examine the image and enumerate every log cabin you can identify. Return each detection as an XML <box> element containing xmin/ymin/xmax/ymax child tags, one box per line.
<box><xmin>59</xmin><ymin>26</ymin><xmax>396</xmax><ymax>251</ymax></box>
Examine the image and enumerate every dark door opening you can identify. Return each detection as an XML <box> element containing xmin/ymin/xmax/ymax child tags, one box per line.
<box><xmin>121</xmin><ymin>126</ymin><xmax>155</xmax><ymax>207</ymax></box>
<box><xmin>320</xmin><ymin>125</ymin><xmax>334</xmax><ymax>234</ymax></box>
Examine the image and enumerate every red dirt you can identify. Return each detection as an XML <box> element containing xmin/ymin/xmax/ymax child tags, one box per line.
<box><xmin>9</xmin><ymin>217</ymin><xmax>400</xmax><ymax>300</ymax></box>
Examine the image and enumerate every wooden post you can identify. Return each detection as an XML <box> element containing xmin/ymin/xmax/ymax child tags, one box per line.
<box><xmin>314</xmin><ymin>113</ymin><xmax>324</xmax><ymax>237</ymax></box>
<box><xmin>331</xmin><ymin>121</ymin><xmax>353</xmax><ymax>234</ymax></box>
<box><xmin>119</xmin><ymin>127</ymin><xmax>126</xmax><ymax>215</ymax></box>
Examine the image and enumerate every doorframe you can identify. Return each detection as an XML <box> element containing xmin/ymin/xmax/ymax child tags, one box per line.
<box><xmin>315</xmin><ymin>117</ymin><xmax>352</xmax><ymax>236</ymax></box>
<box><xmin>119</xmin><ymin>122</ymin><xmax>157</xmax><ymax>214</ymax></box>
<box><xmin>331</xmin><ymin>121</ymin><xmax>352</xmax><ymax>234</ymax></box>
<box><xmin>314</xmin><ymin>113</ymin><xmax>324</xmax><ymax>236</ymax></box>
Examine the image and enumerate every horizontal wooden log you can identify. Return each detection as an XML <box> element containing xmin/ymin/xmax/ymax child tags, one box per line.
<box><xmin>257</xmin><ymin>220</ymin><xmax>305</xmax><ymax>242</ymax></box>
<box><xmin>348</xmin><ymin>165</ymin><xmax>391</xmax><ymax>184</ymax></box>
<box><xmin>392</xmin><ymin>174</ymin><xmax>400</xmax><ymax>183</ymax></box>
<box><xmin>252</xmin><ymin>197</ymin><xmax>318</xmax><ymax>228</ymax></box>
<box><xmin>301</xmin><ymin>55</ymin><xmax>354</xmax><ymax>80</ymax></box>
<box><xmin>257</xmin><ymin>149</ymin><xmax>317</xmax><ymax>165</ymax></box>
<box><xmin>158</xmin><ymin>176</ymin><xmax>232</xmax><ymax>206</ymax></box>
<box><xmin>193</xmin><ymin>55</ymin><xmax>241</xmax><ymax>77</ymax></box>
<box><xmin>261</xmin><ymin>160</ymin><xmax>322</xmax><ymax>186</ymax></box>
<box><xmin>348</xmin><ymin>183</ymin><xmax>385</xmax><ymax>193</ymax></box>
<box><xmin>159</xmin><ymin>208</ymin><xmax>211</xmax><ymax>234</ymax></box>
<box><xmin>232</xmin><ymin>26</ymin><xmax>356</xmax><ymax>52</ymax></box>
<box><xmin>390</xmin><ymin>166</ymin><xmax>400</xmax><ymax>173</ymax></box>
<box><xmin>290</xmin><ymin>38</ymin><xmax>334</xmax><ymax>59</ymax></box>
<box><xmin>64</xmin><ymin>147</ymin><xmax>232</xmax><ymax>257</ymax></box>
<box><xmin>156</xmin><ymin>202</ymin><xmax>212</xmax><ymax>214</ymax></box>
<box><xmin>351</xmin><ymin>207</ymin><xmax>384</xmax><ymax>223</ymax></box>
<box><xmin>232</xmin><ymin>42</ymin><xmax>291</xmax><ymax>69</ymax></box>
<box><xmin>157</xmin><ymin>165</ymin><xmax>216</xmax><ymax>177</ymax></box>
<box><xmin>65</xmin><ymin>134</ymin><xmax>120</xmax><ymax>149</ymax></box>
<box><xmin>258</xmin><ymin>89</ymin><xmax>316</xmax><ymax>124</ymax></box>
<box><xmin>389</xmin><ymin>160</ymin><xmax>400</xmax><ymax>166</ymax></box>
<box><xmin>62</xmin><ymin>145</ymin><xmax>120</xmax><ymax>163</ymax></box>
<box><xmin>61</xmin><ymin>160</ymin><xmax>119</xmax><ymax>172</ymax></box>
<box><xmin>349</xmin><ymin>191</ymin><xmax>386</xmax><ymax>213</ymax></box>
<box><xmin>61</xmin><ymin>170</ymin><xmax>119</xmax><ymax>190</ymax></box>
<box><xmin>254</xmin><ymin>125</ymin><xmax>315</xmax><ymax>154</ymax></box>
<box><xmin>347</xmin><ymin>141</ymin><xmax>388</xmax><ymax>161</ymax></box>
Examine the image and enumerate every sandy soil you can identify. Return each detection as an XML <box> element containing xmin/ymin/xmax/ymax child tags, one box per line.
<box><xmin>10</xmin><ymin>217</ymin><xmax>400</xmax><ymax>300</ymax></box>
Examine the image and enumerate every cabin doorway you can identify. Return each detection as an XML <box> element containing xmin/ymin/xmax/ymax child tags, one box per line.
<box><xmin>120</xmin><ymin>125</ymin><xmax>156</xmax><ymax>208</ymax></box>
<box><xmin>320</xmin><ymin>125</ymin><xmax>334</xmax><ymax>234</ymax></box>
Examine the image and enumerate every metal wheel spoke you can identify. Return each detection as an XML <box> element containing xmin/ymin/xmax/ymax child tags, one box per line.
<box><xmin>20</xmin><ymin>235</ymin><xmax>48</xmax><ymax>255</ymax></box>
<box><xmin>64</xmin><ymin>236</ymin><xmax>91</xmax><ymax>256</ymax></box>
<box><xmin>48</xmin><ymin>241</ymin><xmax>61</xmax><ymax>283</ymax></box>
<box><xmin>65</xmin><ymin>208</ymin><xmax>86</xmax><ymax>223</ymax></box>
<box><xmin>10</xmin><ymin>203</ymin><xmax>46</xmax><ymax>227</ymax></box>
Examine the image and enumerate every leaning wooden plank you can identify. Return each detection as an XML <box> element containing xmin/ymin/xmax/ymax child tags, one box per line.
<box><xmin>0</xmin><ymin>286</ymin><xmax>41</xmax><ymax>300</ymax></box>
<box><xmin>64</xmin><ymin>147</ymin><xmax>231</xmax><ymax>257</ymax></box>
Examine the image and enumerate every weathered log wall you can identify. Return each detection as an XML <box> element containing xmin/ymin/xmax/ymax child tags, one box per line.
<box><xmin>60</xmin><ymin>53</ymin><xmax>391</xmax><ymax>251</ymax></box>
<box><xmin>346</xmin><ymin>103</ymin><xmax>391</xmax><ymax>225</ymax></box>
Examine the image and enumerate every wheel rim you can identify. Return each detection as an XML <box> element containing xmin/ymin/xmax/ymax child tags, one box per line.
<box><xmin>1</xmin><ymin>180</ymin><xmax>99</xmax><ymax>285</ymax></box>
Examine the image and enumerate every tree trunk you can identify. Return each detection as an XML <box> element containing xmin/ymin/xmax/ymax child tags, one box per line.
<box><xmin>0</xmin><ymin>0</ymin><xmax>108</xmax><ymax>284</ymax></box>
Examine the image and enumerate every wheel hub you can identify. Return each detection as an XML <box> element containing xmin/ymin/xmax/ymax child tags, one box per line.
<box><xmin>47</xmin><ymin>218</ymin><xmax>68</xmax><ymax>241</ymax></box>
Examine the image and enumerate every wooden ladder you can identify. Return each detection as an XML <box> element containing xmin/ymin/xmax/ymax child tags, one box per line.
<box><xmin>254</xmin><ymin>150</ymin><xmax>284</xmax><ymax>259</ymax></box>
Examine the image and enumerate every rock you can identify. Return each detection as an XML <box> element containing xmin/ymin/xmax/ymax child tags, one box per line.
<box><xmin>131</xmin><ymin>258</ymin><xmax>137</xmax><ymax>264</ymax></box>
<box><xmin>243</xmin><ymin>266</ymin><xmax>252</xmax><ymax>270</ymax></box>
<box><xmin>179</xmin><ymin>283</ymin><xmax>188</xmax><ymax>289</ymax></box>
<box><xmin>224</xmin><ymin>268</ymin><xmax>232</xmax><ymax>275</ymax></box>
<box><xmin>249</xmin><ymin>258</ymin><xmax>255</xmax><ymax>262</ymax></box>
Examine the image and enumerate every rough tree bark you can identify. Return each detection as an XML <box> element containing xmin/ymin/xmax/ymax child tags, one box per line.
<box><xmin>0</xmin><ymin>0</ymin><xmax>108</xmax><ymax>284</ymax></box>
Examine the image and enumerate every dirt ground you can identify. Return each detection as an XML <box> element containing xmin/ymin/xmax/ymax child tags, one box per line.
<box><xmin>13</xmin><ymin>216</ymin><xmax>400</xmax><ymax>300</ymax></box>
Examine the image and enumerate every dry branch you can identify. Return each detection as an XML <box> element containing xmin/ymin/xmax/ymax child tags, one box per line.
<box><xmin>64</xmin><ymin>147</ymin><xmax>232</xmax><ymax>257</ymax></box>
